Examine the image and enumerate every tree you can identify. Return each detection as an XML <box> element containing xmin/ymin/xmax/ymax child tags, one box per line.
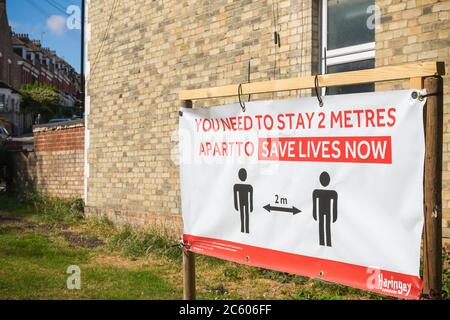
<box><xmin>19</xmin><ymin>83</ymin><xmax>61</xmax><ymax>121</ymax></box>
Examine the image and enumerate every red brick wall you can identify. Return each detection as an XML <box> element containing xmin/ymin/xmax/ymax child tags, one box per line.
<box><xmin>35</xmin><ymin>126</ymin><xmax>84</xmax><ymax>152</ymax></box>
<box><xmin>33</xmin><ymin>120</ymin><xmax>84</xmax><ymax>199</ymax></box>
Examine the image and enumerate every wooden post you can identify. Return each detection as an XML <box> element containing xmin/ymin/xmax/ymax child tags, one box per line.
<box><xmin>183</xmin><ymin>249</ymin><xmax>196</xmax><ymax>300</ymax></box>
<box><xmin>181</xmin><ymin>99</ymin><xmax>196</xmax><ymax>300</ymax></box>
<box><xmin>423</xmin><ymin>76</ymin><xmax>443</xmax><ymax>299</ymax></box>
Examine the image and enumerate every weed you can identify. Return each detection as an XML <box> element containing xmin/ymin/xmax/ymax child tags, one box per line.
<box><xmin>109</xmin><ymin>225</ymin><xmax>180</xmax><ymax>261</ymax></box>
<box><xmin>223</xmin><ymin>265</ymin><xmax>244</xmax><ymax>280</ymax></box>
<box><xmin>20</xmin><ymin>191</ymin><xmax>84</xmax><ymax>225</ymax></box>
<box><xmin>84</xmin><ymin>216</ymin><xmax>116</xmax><ymax>238</ymax></box>
<box><xmin>443</xmin><ymin>251</ymin><xmax>450</xmax><ymax>298</ymax></box>
<box><xmin>2</xmin><ymin>193</ymin><xmax>449</xmax><ymax>300</ymax></box>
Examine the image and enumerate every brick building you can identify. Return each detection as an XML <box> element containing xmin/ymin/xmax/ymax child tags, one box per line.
<box><xmin>85</xmin><ymin>0</ymin><xmax>450</xmax><ymax>242</ymax></box>
<box><xmin>0</xmin><ymin>0</ymin><xmax>22</xmax><ymax>134</ymax></box>
<box><xmin>0</xmin><ymin>0</ymin><xmax>81</xmax><ymax>135</ymax></box>
<box><xmin>12</xmin><ymin>34</ymin><xmax>81</xmax><ymax>108</ymax></box>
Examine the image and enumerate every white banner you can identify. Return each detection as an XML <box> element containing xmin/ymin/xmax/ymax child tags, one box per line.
<box><xmin>179</xmin><ymin>90</ymin><xmax>426</xmax><ymax>299</ymax></box>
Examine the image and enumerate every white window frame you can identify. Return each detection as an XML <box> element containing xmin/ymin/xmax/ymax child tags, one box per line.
<box><xmin>7</xmin><ymin>96</ymin><xmax>15</xmax><ymax>112</ymax></box>
<box><xmin>14</xmin><ymin>96</ymin><xmax>20</xmax><ymax>113</ymax></box>
<box><xmin>321</xmin><ymin>0</ymin><xmax>375</xmax><ymax>74</ymax></box>
<box><xmin>0</xmin><ymin>94</ymin><xmax>5</xmax><ymax>111</ymax></box>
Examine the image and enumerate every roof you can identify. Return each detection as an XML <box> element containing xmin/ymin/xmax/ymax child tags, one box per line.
<box><xmin>11</xmin><ymin>36</ymin><xmax>24</xmax><ymax>46</ymax></box>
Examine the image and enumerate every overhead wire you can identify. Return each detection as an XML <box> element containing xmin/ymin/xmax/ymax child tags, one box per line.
<box><xmin>89</xmin><ymin>0</ymin><xmax>119</xmax><ymax>78</ymax></box>
<box><xmin>23</xmin><ymin>0</ymin><xmax>79</xmax><ymax>41</ymax></box>
<box><xmin>271</xmin><ymin>0</ymin><xmax>280</xmax><ymax>81</ymax></box>
<box><xmin>44</xmin><ymin>0</ymin><xmax>81</xmax><ymax>24</ymax></box>
<box><xmin>45</xmin><ymin>0</ymin><xmax>67</xmax><ymax>13</ymax></box>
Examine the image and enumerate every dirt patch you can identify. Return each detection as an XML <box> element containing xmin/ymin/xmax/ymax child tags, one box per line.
<box><xmin>0</xmin><ymin>214</ymin><xmax>102</xmax><ymax>248</ymax></box>
<box><xmin>61</xmin><ymin>230</ymin><xmax>104</xmax><ymax>248</ymax></box>
<box><xmin>0</xmin><ymin>215</ymin><xmax>23</xmax><ymax>224</ymax></box>
<box><xmin>0</xmin><ymin>215</ymin><xmax>52</xmax><ymax>232</ymax></box>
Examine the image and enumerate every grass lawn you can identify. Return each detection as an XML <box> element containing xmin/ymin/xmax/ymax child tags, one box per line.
<box><xmin>0</xmin><ymin>214</ymin><xmax>178</xmax><ymax>299</ymax></box>
<box><xmin>0</xmin><ymin>193</ymin><xmax>446</xmax><ymax>300</ymax></box>
<box><xmin>0</xmin><ymin>195</ymin><xmax>181</xmax><ymax>299</ymax></box>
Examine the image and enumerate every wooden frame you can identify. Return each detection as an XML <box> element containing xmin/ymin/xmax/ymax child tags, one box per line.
<box><xmin>179</xmin><ymin>61</ymin><xmax>444</xmax><ymax>100</ymax></box>
<box><xmin>179</xmin><ymin>61</ymin><xmax>445</xmax><ymax>300</ymax></box>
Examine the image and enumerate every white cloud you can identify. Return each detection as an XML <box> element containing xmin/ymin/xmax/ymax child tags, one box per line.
<box><xmin>46</xmin><ymin>15</ymin><xmax>67</xmax><ymax>36</ymax></box>
<box><xmin>10</xmin><ymin>20</ymin><xmax>21</xmax><ymax>29</ymax></box>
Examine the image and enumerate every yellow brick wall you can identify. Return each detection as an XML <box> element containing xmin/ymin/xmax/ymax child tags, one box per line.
<box><xmin>87</xmin><ymin>0</ymin><xmax>449</xmax><ymax>244</ymax></box>
<box><xmin>86</xmin><ymin>0</ymin><xmax>319</xmax><ymax>234</ymax></box>
<box><xmin>375</xmin><ymin>0</ymin><xmax>450</xmax><ymax>243</ymax></box>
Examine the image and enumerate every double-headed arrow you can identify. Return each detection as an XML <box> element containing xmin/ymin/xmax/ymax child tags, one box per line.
<box><xmin>263</xmin><ymin>204</ymin><xmax>301</xmax><ymax>215</ymax></box>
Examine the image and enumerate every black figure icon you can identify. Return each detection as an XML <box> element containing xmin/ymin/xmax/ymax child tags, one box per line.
<box><xmin>312</xmin><ymin>172</ymin><xmax>338</xmax><ymax>247</ymax></box>
<box><xmin>233</xmin><ymin>168</ymin><xmax>253</xmax><ymax>233</ymax></box>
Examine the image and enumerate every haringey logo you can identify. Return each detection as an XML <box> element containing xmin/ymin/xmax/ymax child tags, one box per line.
<box><xmin>366</xmin><ymin>267</ymin><xmax>412</xmax><ymax>297</ymax></box>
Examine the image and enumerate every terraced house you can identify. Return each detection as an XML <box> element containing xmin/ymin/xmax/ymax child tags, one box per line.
<box><xmin>0</xmin><ymin>0</ymin><xmax>22</xmax><ymax>134</ymax></box>
<box><xmin>12</xmin><ymin>33</ymin><xmax>81</xmax><ymax>108</ymax></box>
<box><xmin>0</xmin><ymin>0</ymin><xmax>81</xmax><ymax>135</ymax></box>
<box><xmin>85</xmin><ymin>0</ymin><xmax>450</xmax><ymax>245</ymax></box>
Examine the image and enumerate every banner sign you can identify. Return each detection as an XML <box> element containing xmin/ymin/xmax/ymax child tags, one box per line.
<box><xmin>179</xmin><ymin>90</ymin><xmax>426</xmax><ymax>299</ymax></box>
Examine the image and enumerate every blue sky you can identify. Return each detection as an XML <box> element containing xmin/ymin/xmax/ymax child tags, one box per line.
<box><xmin>7</xmin><ymin>0</ymin><xmax>82</xmax><ymax>73</ymax></box>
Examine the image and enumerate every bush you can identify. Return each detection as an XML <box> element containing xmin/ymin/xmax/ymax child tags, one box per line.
<box><xmin>109</xmin><ymin>225</ymin><xmax>180</xmax><ymax>261</ymax></box>
<box><xmin>0</xmin><ymin>144</ymin><xmax>8</xmax><ymax>190</ymax></box>
<box><xmin>443</xmin><ymin>251</ymin><xmax>450</xmax><ymax>299</ymax></box>
<box><xmin>21</xmin><ymin>191</ymin><xmax>84</xmax><ymax>225</ymax></box>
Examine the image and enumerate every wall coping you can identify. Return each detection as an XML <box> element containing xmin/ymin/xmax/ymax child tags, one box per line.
<box><xmin>33</xmin><ymin>119</ymin><xmax>84</xmax><ymax>133</ymax></box>
<box><xmin>4</xmin><ymin>138</ymin><xmax>35</xmax><ymax>152</ymax></box>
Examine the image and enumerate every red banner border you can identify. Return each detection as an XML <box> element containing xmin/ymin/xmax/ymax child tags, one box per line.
<box><xmin>183</xmin><ymin>234</ymin><xmax>422</xmax><ymax>299</ymax></box>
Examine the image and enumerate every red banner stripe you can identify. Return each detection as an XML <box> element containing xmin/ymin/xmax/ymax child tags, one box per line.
<box><xmin>183</xmin><ymin>234</ymin><xmax>422</xmax><ymax>299</ymax></box>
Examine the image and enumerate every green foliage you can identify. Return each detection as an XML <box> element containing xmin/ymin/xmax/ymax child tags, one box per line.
<box><xmin>84</xmin><ymin>216</ymin><xmax>116</xmax><ymax>238</ymax></box>
<box><xmin>19</xmin><ymin>83</ymin><xmax>82</xmax><ymax>121</ymax></box>
<box><xmin>256</xmin><ymin>269</ymin><xmax>293</xmax><ymax>283</ymax></box>
<box><xmin>80</xmin><ymin>267</ymin><xmax>177</xmax><ymax>299</ymax></box>
<box><xmin>2</xmin><ymin>192</ymin><xmax>449</xmax><ymax>300</ymax></box>
<box><xmin>223</xmin><ymin>265</ymin><xmax>244</xmax><ymax>280</ymax></box>
<box><xmin>0</xmin><ymin>228</ymin><xmax>176</xmax><ymax>299</ymax></box>
<box><xmin>109</xmin><ymin>225</ymin><xmax>180</xmax><ymax>261</ymax></box>
<box><xmin>0</xmin><ymin>194</ymin><xmax>32</xmax><ymax>216</ymax></box>
<box><xmin>197</xmin><ymin>254</ymin><xmax>226</xmax><ymax>266</ymax></box>
<box><xmin>443</xmin><ymin>251</ymin><xmax>450</xmax><ymax>299</ymax></box>
<box><xmin>21</xmin><ymin>191</ymin><xmax>84</xmax><ymax>225</ymax></box>
<box><xmin>20</xmin><ymin>83</ymin><xmax>60</xmax><ymax>116</ymax></box>
<box><xmin>20</xmin><ymin>83</ymin><xmax>60</xmax><ymax>104</ymax></box>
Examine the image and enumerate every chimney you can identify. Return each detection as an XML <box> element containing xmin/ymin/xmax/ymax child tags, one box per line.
<box><xmin>0</xmin><ymin>0</ymin><xmax>5</xmax><ymax>14</ymax></box>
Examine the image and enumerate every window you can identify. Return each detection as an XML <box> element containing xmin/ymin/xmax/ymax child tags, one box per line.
<box><xmin>321</xmin><ymin>0</ymin><xmax>375</xmax><ymax>95</ymax></box>
<box><xmin>14</xmin><ymin>98</ymin><xmax>20</xmax><ymax>113</ymax></box>
<box><xmin>8</xmin><ymin>61</ymin><xmax>12</xmax><ymax>85</ymax></box>
<box><xmin>13</xmin><ymin>47</ymin><xmax>23</xmax><ymax>57</ymax></box>
<box><xmin>0</xmin><ymin>94</ymin><xmax>5</xmax><ymax>112</ymax></box>
<box><xmin>9</xmin><ymin>98</ymin><xmax>14</xmax><ymax>112</ymax></box>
